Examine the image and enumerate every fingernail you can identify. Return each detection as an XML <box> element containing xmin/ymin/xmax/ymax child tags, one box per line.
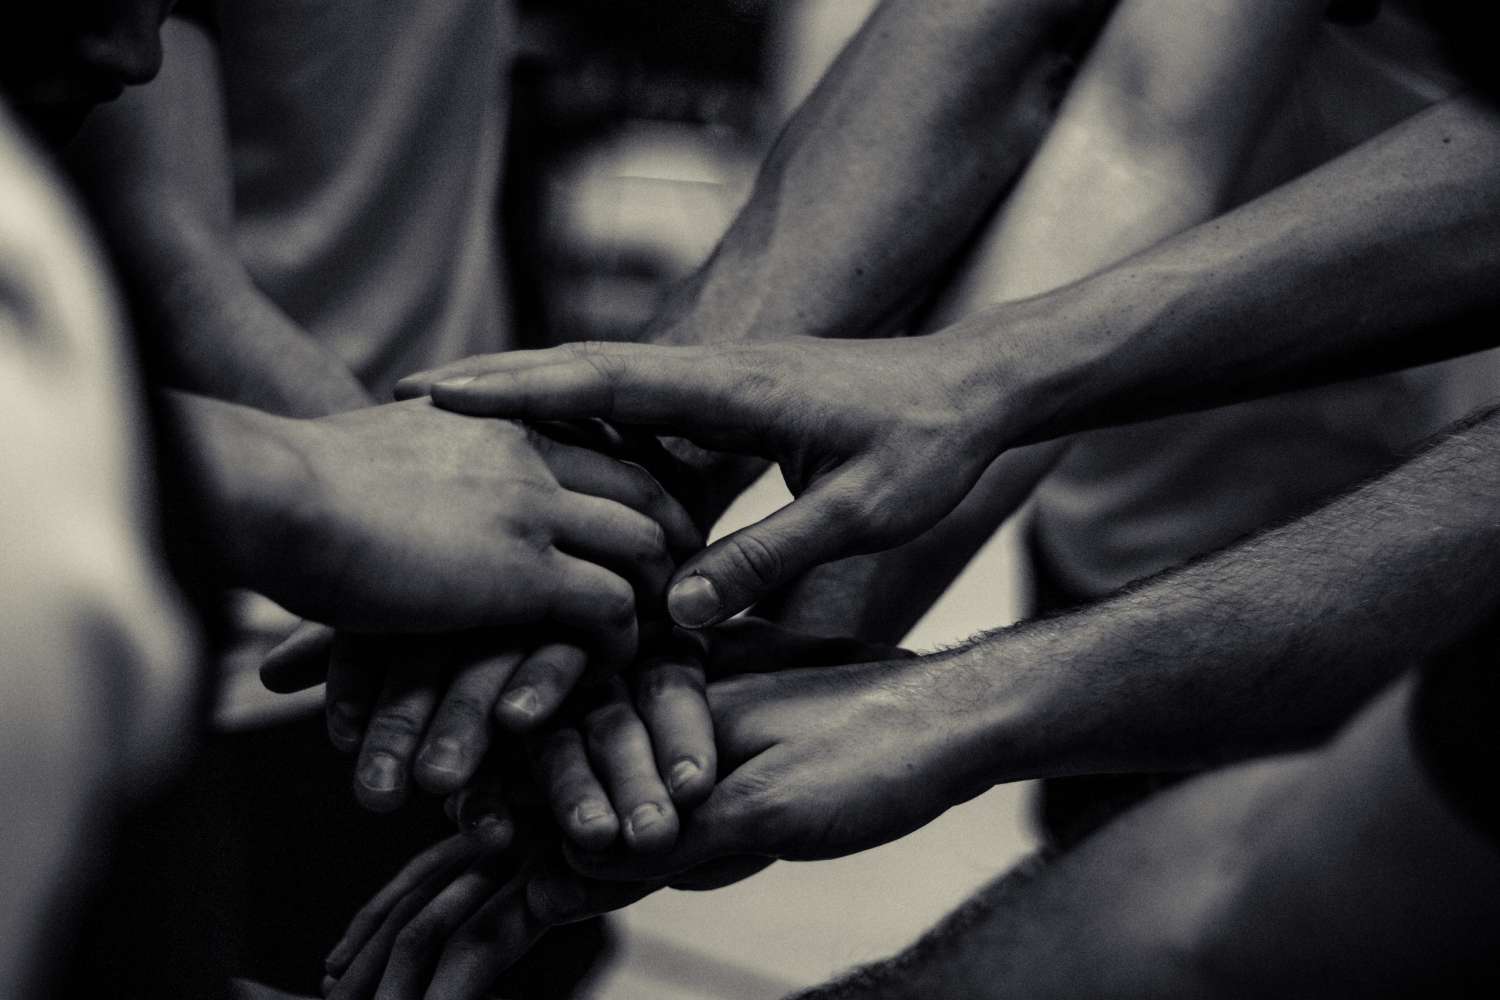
<box><xmin>324</xmin><ymin>946</ymin><xmax>348</xmax><ymax>973</ymax></box>
<box><xmin>668</xmin><ymin>575</ymin><xmax>720</xmax><ymax>628</ymax></box>
<box><xmin>500</xmin><ymin>686</ymin><xmax>540</xmax><ymax>719</ymax></box>
<box><xmin>358</xmin><ymin>753</ymin><xmax>401</xmax><ymax>793</ymax></box>
<box><xmin>625</xmin><ymin>802</ymin><xmax>666</xmax><ymax>840</ymax></box>
<box><xmin>320</xmin><ymin>973</ymin><xmax>338</xmax><ymax>996</ymax></box>
<box><xmin>574</xmin><ymin>799</ymin><xmax>613</xmax><ymax>827</ymax></box>
<box><xmin>418</xmin><ymin>738</ymin><xmax>464</xmax><ymax>776</ymax></box>
<box><xmin>668</xmin><ymin>758</ymin><xmax>701</xmax><ymax>795</ymax></box>
<box><xmin>434</xmin><ymin>375</ymin><xmax>476</xmax><ymax>391</ymax></box>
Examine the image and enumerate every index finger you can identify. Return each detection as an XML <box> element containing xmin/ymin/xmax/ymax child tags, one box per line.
<box><xmin>425</xmin><ymin>343</ymin><xmax>766</xmax><ymax>449</ymax></box>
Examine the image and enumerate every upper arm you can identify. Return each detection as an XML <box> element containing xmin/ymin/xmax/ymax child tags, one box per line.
<box><xmin>69</xmin><ymin>14</ymin><xmax>234</xmax><ymax>233</ymax></box>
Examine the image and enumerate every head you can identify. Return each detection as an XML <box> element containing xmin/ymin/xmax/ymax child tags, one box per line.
<box><xmin>0</xmin><ymin>0</ymin><xmax>174</xmax><ymax>145</ymax></box>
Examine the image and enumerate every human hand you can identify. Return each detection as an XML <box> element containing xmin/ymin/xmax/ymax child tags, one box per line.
<box><xmin>530</xmin><ymin>629</ymin><xmax>716</xmax><ymax>855</ymax></box>
<box><xmin>563</xmin><ymin>632</ymin><xmax>986</xmax><ymax>882</ymax></box>
<box><xmin>245</xmin><ymin>399</ymin><xmax>699</xmax><ymax>665</ymax></box>
<box><xmin>320</xmin><ymin>621</ymin><xmax>916</xmax><ymax>998</ymax></box>
<box><xmin>395</xmin><ymin>334</ymin><xmax>1002</xmax><ymax>629</ymax></box>
<box><xmin>321</xmin><ymin>832</ymin><xmax>766</xmax><ymax>1000</ymax></box>
<box><xmin>261</xmin><ymin>622</ymin><xmax>714</xmax><ymax>818</ymax></box>
<box><xmin>270</xmin><ymin>627</ymin><xmax>591</xmax><ymax>812</ymax></box>
<box><xmin>526</xmin><ymin>617</ymin><xmax>902</xmax><ymax>855</ymax></box>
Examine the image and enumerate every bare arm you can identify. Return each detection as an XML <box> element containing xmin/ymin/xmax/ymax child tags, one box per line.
<box><xmin>798</xmin><ymin>677</ymin><xmax>1500</xmax><ymax>999</ymax></box>
<box><xmin>67</xmin><ymin>16</ymin><xmax>371</xmax><ymax>417</ymax></box>
<box><xmin>552</xmin><ymin>403</ymin><xmax>1500</xmax><ymax>881</ymax></box>
<box><xmin>754</xmin><ymin>0</ymin><xmax>1327</xmax><ymax>639</ymax></box>
<box><xmin>978</xmin><ymin>93</ymin><xmax>1500</xmax><ymax>445</ymax></box>
<box><xmin>641</xmin><ymin>0</ymin><xmax>1104</xmax><ymax>351</ymax></box>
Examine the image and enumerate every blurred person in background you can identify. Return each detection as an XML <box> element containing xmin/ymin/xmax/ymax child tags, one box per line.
<box><xmin>4</xmin><ymin>3</ymin><xmax>698</xmax><ymax>996</ymax></box>
<box><xmin>55</xmin><ymin>2</ymin><xmax>643</xmax><ymax>995</ymax></box>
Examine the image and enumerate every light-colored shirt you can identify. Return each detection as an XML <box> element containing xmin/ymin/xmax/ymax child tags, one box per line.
<box><xmin>207</xmin><ymin>0</ymin><xmax>515</xmax><ymax>400</ymax></box>
<box><xmin>1031</xmin><ymin>6</ymin><xmax>1500</xmax><ymax>598</ymax></box>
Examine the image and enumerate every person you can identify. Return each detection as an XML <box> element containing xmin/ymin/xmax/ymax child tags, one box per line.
<box><xmin>380</xmin><ymin>0</ymin><xmax>1500</xmax><ymax>856</ymax></box>
<box><xmin>67</xmin><ymin>0</ymin><xmax>515</xmax><ymax>416</ymax></box>
<box><xmin>0</xmin><ymin>90</ymin><xmax>199</xmax><ymax>1000</ymax></box>
<box><xmin>781</xmin><ymin>653</ymin><xmax>1500</xmax><ymax>998</ymax></box>
<box><xmin>323</xmin><ymin>395</ymin><xmax>1500</xmax><ymax>999</ymax></box>
<box><xmin>316</xmin><ymin>0</ymin><xmax>1500</xmax><ymax>989</ymax></box>
<box><xmin>1</xmin><ymin>3</ymin><xmax>696</xmax><ymax>996</ymax></box>
<box><xmin>404</xmin><ymin>6</ymin><xmax>1500</xmax><ymax>638</ymax></box>
<box><xmin>257</xmin><ymin>0</ymin><xmax>1121</xmax><ymax>848</ymax></box>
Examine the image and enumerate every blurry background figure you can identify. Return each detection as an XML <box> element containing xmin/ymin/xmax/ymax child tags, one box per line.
<box><xmin>0</xmin><ymin>102</ymin><xmax>199</xmax><ymax>999</ymax></box>
<box><xmin>64</xmin><ymin>4</ymin><xmax>587</xmax><ymax>996</ymax></box>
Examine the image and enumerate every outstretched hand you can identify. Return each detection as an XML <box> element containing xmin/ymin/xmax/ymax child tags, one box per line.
<box><xmin>248</xmin><ymin>400</ymin><xmax>699</xmax><ymax>667</ymax></box>
<box><xmin>397</xmin><ymin>334</ymin><xmax>1005</xmax><ymax>629</ymax></box>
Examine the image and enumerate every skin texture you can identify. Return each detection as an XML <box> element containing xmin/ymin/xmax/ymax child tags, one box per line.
<box><xmin>402</xmin><ymin>0</ymin><xmax>1106</xmax><ymax>535</ymax></box>
<box><xmin>322</xmin><ymin>620</ymin><xmax>910</xmax><ymax>1000</ymax></box>
<box><xmin>792</xmin><ymin>678</ymin><xmax>1500</xmax><ymax>999</ymax></box>
<box><xmin>255</xmin><ymin>422</ymin><xmax>711</xmax><ymax>820</ymax></box>
<box><xmin>325</xmin><ymin>398</ymin><xmax>1500</xmax><ymax>996</ymax></box>
<box><xmin>273</xmin><ymin>0</ymin><xmax>1101</xmax><ymax>853</ymax></box>
<box><xmin>163</xmin><ymin>393</ymin><xmax>697</xmax><ymax>666</ymax></box>
<box><xmin>767</xmin><ymin>0</ymin><xmax>1327</xmax><ymax>640</ymax></box>
<box><xmin>403</xmin><ymin>95</ymin><xmax>1500</xmax><ymax>630</ymax></box>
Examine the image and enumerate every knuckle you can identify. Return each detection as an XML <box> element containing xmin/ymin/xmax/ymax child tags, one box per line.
<box><xmin>821</xmin><ymin>486</ymin><xmax>870</xmax><ymax>524</ymax></box>
<box><xmin>366</xmin><ymin>705</ymin><xmax>430</xmax><ymax>743</ymax></box>
<box><xmin>437</xmin><ymin>691</ymin><xmax>491</xmax><ymax>728</ymax></box>
<box><xmin>637</xmin><ymin>661</ymin><xmax>703</xmax><ymax>702</ymax></box>
<box><xmin>722</xmin><ymin>532</ymin><xmax>784</xmax><ymax>591</ymax></box>
<box><xmin>583</xmin><ymin>702</ymin><xmax>636</xmax><ymax>748</ymax></box>
<box><xmin>641</xmin><ymin>518</ymin><xmax>669</xmax><ymax>562</ymax></box>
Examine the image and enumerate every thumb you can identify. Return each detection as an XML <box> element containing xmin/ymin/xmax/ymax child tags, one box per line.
<box><xmin>665</xmin><ymin>487</ymin><xmax>859</xmax><ymax>628</ymax></box>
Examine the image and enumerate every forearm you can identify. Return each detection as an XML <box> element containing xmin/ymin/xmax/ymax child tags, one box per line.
<box><xmin>644</xmin><ymin>0</ymin><xmax>1099</xmax><ymax>524</ymax></box>
<box><xmin>767</xmin><ymin>0</ymin><xmax>1320</xmax><ymax>638</ymax></box>
<box><xmin>975</xmin><ymin>94</ymin><xmax>1500</xmax><ymax>444</ymax></box>
<box><xmin>643</xmin><ymin>0</ymin><xmax>1103</xmax><ymax>349</ymax></box>
<box><xmin>68</xmin><ymin>16</ymin><xmax>370</xmax><ymax>417</ymax></box>
<box><xmin>134</xmin><ymin>217</ymin><xmax>372</xmax><ymax>415</ymax></box>
<box><xmin>799</xmin><ymin>677</ymin><xmax>1500</xmax><ymax>1000</ymax></box>
<box><xmin>946</xmin><ymin>403</ymin><xmax>1500</xmax><ymax>783</ymax></box>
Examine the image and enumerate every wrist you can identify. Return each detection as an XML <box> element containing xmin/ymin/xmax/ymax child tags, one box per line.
<box><xmin>923</xmin><ymin>621</ymin><xmax>1100</xmax><ymax>794</ymax></box>
<box><xmin>168</xmin><ymin>393</ymin><xmax>322</xmax><ymax>594</ymax></box>
<box><xmin>949</xmin><ymin>275</ymin><xmax>1125</xmax><ymax>448</ymax></box>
